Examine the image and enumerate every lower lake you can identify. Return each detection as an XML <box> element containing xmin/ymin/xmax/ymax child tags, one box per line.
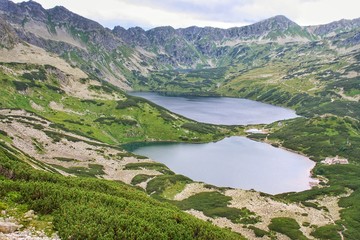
<box><xmin>128</xmin><ymin>92</ymin><xmax>299</xmax><ymax>125</ymax></box>
<box><xmin>128</xmin><ymin>137</ymin><xmax>316</xmax><ymax>195</ymax></box>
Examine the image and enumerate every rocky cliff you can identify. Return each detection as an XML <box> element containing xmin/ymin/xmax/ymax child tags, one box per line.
<box><xmin>0</xmin><ymin>16</ymin><xmax>18</xmax><ymax>48</ymax></box>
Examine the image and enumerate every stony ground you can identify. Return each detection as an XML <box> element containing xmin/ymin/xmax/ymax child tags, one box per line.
<box><xmin>0</xmin><ymin>43</ymin><xmax>87</xmax><ymax>80</ymax></box>
<box><xmin>172</xmin><ymin>182</ymin><xmax>350</xmax><ymax>239</ymax></box>
<box><xmin>0</xmin><ymin>210</ymin><xmax>59</xmax><ymax>240</ymax></box>
<box><xmin>0</xmin><ymin>109</ymin><xmax>162</xmax><ymax>184</ymax></box>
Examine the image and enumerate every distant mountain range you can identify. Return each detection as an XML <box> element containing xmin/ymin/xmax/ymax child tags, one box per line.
<box><xmin>0</xmin><ymin>0</ymin><xmax>359</xmax><ymax>89</ymax></box>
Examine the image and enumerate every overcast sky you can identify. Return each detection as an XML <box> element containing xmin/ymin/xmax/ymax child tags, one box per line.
<box><xmin>12</xmin><ymin>0</ymin><xmax>360</xmax><ymax>30</ymax></box>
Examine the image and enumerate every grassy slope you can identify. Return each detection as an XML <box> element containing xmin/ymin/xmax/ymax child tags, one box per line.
<box><xmin>0</xmin><ymin>61</ymin><xmax>247</xmax><ymax>239</ymax></box>
<box><xmin>0</xmin><ymin>62</ymin><xmax>234</xmax><ymax>145</ymax></box>
<box><xmin>0</xmin><ymin>142</ymin><xmax>243</xmax><ymax>239</ymax></box>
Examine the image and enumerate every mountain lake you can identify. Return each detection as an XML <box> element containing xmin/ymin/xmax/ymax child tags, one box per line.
<box><xmin>127</xmin><ymin>92</ymin><xmax>315</xmax><ymax>194</ymax></box>
<box><xmin>128</xmin><ymin>91</ymin><xmax>298</xmax><ymax>125</ymax></box>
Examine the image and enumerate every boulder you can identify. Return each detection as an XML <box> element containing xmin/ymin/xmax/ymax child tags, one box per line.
<box><xmin>0</xmin><ymin>221</ymin><xmax>19</xmax><ymax>233</ymax></box>
<box><xmin>23</xmin><ymin>210</ymin><xmax>36</xmax><ymax>220</ymax></box>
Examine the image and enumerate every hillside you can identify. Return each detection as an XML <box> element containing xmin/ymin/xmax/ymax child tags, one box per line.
<box><xmin>0</xmin><ymin>141</ymin><xmax>244</xmax><ymax>239</ymax></box>
<box><xmin>0</xmin><ymin>49</ymin><xmax>248</xmax><ymax>239</ymax></box>
<box><xmin>0</xmin><ymin>61</ymin><xmax>351</xmax><ymax>239</ymax></box>
<box><xmin>0</xmin><ymin>0</ymin><xmax>360</xmax><ymax>239</ymax></box>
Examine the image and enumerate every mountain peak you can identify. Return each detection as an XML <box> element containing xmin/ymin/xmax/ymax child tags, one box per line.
<box><xmin>49</xmin><ymin>5</ymin><xmax>70</xmax><ymax>13</ymax></box>
<box><xmin>47</xmin><ymin>5</ymin><xmax>77</xmax><ymax>21</ymax></box>
<box><xmin>224</xmin><ymin>15</ymin><xmax>310</xmax><ymax>41</ymax></box>
<box><xmin>19</xmin><ymin>0</ymin><xmax>44</xmax><ymax>10</ymax></box>
<box><xmin>148</xmin><ymin>26</ymin><xmax>176</xmax><ymax>33</ymax></box>
<box><xmin>271</xmin><ymin>15</ymin><xmax>293</xmax><ymax>22</ymax></box>
<box><xmin>47</xmin><ymin>4</ymin><xmax>103</xmax><ymax>31</ymax></box>
<box><xmin>257</xmin><ymin>15</ymin><xmax>299</xmax><ymax>29</ymax></box>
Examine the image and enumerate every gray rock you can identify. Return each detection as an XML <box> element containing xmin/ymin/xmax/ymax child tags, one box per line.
<box><xmin>0</xmin><ymin>16</ymin><xmax>18</xmax><ymax>49</ymax></box>
<box><xmin>0</xmin><ymin>222</ymin><xmax>20</xmax><ymax>234</ymax></box>
<box><xmin>24</xmin><ymin>210</ymin><xmax>36</xmax><ymax>220</ymax></box>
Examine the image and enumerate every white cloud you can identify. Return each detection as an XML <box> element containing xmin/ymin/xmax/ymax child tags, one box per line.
<box><xmin>11</xmin><ymin>0</ymin><xmax>360</xmax><ymax>29</ymax></box>
<box><xmin>296</xmin><ymin>0</ymin><xmax>360</xmax><ymax>25</ymax></box>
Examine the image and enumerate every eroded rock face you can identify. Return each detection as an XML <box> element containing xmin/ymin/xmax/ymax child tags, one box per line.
<box><xmin>0</xmin><ymin>17</ymin><xmax>18</xmax><ymax>49</ymax></box>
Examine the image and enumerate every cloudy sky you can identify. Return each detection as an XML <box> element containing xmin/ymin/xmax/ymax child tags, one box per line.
<box><xmin>12</xmin><ymin>0</ymin><xmax>360</xmax><ymax>30</ymax></box>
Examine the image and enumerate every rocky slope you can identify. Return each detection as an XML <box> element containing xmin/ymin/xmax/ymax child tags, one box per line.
<box><xmin>0</xmin><ymin>0</ymin><xmax>154</xmax><ymax>89</ymax></box>
<box><xmin>1</xmin><ymin>0</ymin><xmax>358</xmax><ymax>88</ymax></box>
<box><xmin>307</xmin><ymin>17</ymin><xmax>360</xmax><ymax>37</ymax></box>
<box><xmin>0</xmin><ymin>16</ymin><xmax>18</xmax><ymax>48</ymax></box>
<box><xmin>113</xmin><ymin>14</ymin><xmax>317</xmax><ymax>69</ymax></box>
<box><xmin>306</xmin><ymin>17</ymin><xmax>360</xmax><ymax>47</ymax></box>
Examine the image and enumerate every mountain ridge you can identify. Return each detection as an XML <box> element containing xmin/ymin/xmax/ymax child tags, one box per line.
<box><xmin>1</xmin><ymin>0</ymin><xmax>359</xmax><ymax>88</ymax></box>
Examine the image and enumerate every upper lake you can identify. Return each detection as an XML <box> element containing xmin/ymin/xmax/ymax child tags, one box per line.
<box><xmin>129</xmin><ymin>92</ymin><xmax>299</xmax><ymax>125</ymax></box>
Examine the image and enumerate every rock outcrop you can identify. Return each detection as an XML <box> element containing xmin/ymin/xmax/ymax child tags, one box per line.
<box><xmin>0</xmin><ymin>16</ymin><xmax>18</xmax><ymax>48</ymax></box>
<box><xmin>0</xmin><ymin>220</ymin><xmax>20</xmax><ymax>234</ymax></box>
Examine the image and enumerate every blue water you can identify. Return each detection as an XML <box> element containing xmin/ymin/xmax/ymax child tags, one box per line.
<box><xmin>127</xmin><ymin>92</ymin><xmax>312</xmax><ymax>194</ymax></box>
<box><xmin>130</xmin><ymin>137</ymin><xmax>315</xmax><ymax>194</ymax></box>
<box><xmin>129</xmin><ymin>92</ymin><xmax>299</xmax><ymax>125</ymax></box>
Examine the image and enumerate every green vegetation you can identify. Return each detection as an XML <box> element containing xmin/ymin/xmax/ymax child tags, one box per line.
<box><xmin>181</xmin><ymin>122</ymin><xmax>216</xmax><ymax>134</ymax></box>
<box><xmin>0</xmin><ymin>62</ymin><xmax>249</xmax><ymax>237</ymax></box>
<box><xmin>131</xmin><ymin>174</ymin><xmax>154</xmax><ymax>185</ymax></box>
<box><xmin>53</xmin><ymin>157</ymin><xmax>78</xmax><ymax>162</ymax></box>
<box><xmin>268</xmin><ymin>116</ymin><xmax>360</xmax><ymax>162</ymax></box>
<box><xmin>0</xmin><ymin>62</ymin><xmax>230</xmax><ymax>146</ymax></box>
<box><xmin>174</xmin><ymin>192</ymin><xmax>260</xmax><ymax>224</ymax></box>
<box><xmin>32</xmin><ymin>138</ymin><xmax>45</xmax><ymax>154</ymax></box>
<box><xmin>116</xmin><ymin>98</ymin><xmax>141</xmax><ymax>109</ymax></box>
<box><xmin>124</xmin><ymin>162</ymin><xmax>175</xmax><ymax>175</ymax></box>
<box><xmin>94</xmin><ymin>117</ymin><xmax>138</xmax><ymax>126</ymax></box>
<box><xmin>268</xmin><ymin>217</ymin><xmax>307</xmax><ymax>240</ymax></box>
<box><xmin>161</xmin><ymin>181</ymin><xmax>187</xmax><ymax>199</ymax></box>
<box><xmin>50</xmin><ymin>164</ymin><xmax>105</xmax><ymax>178</ymax></box>
<box><xmin>311</xmin><ymin>224</ymin><xmax>342</xmax><ymax>240</ymax></box>
<box><xmin>0</xmin><ymin>145</ymin><xmax>243</xmax><ymax>240</ymax></box>
<box><xmin>132</xmin><ymin>68</ymin><xmax>227</xmax><ymax>93</ymax></box>
<box><xmin>146</xmin><ymin>175</ymin><xmax>192</xmax><ymax>195</ymax></box>
<box><xmin>278</xmin><ymin>164</ymin><xmax>360</xmax><ymax>240</ymax></box>
<box><xmin>22</xmin><ymin>69</ymin><xmax>47</xmax><ymax>81</ymax></box>
<box><xmin>247</xmin><ymin>226</ymin><xmax>270</xmax><ymax>238</ymax></box>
